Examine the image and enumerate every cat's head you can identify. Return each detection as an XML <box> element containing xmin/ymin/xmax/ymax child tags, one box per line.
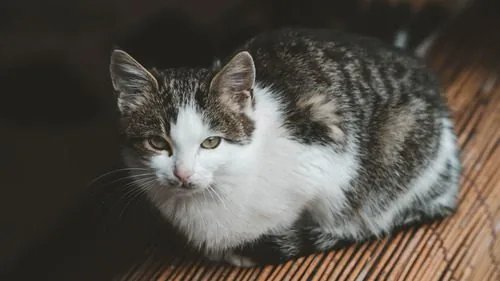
<box><xmin>110</xmin><ymin>50</ymin><xmax>256</xmax><ymax>195</ymax></box>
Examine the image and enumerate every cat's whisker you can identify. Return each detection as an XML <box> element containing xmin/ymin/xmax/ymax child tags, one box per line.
<box><xmin>116</xmin><ymin>191</ymin><xmax>145</xmax><ymax>221</ymax></box>
<box><xmin>130</xmin><ymin>177</ymin><xmax>158</xmax><ymax>189</ymax></box>
<box><xmin>113</xmin><ymin>176</ymin><xmax>156</xmax><ymax>205</ymax></box>
<box><xmin>97</xmin><ymin>172</ymin><xmax>157</xmax><ymax>190</ymax></box>
<box><xmin>114</xmin><ymin>177</ymin><xmax>159</xmax><ymax>221</ymax></box>
<box><xmin>136</xmin><ymin>180</ymin><xmax>159</xmax><ymax>192</ymax></box>
<box><xmin>126</xmin><ymin>173</ymin><xmax>158</xmax><ymax>181</ymax></box>
<box><xmin>108</xmin><ymin>187</ymin><xmax>143</xmax><ymax>220</ymax></box>
<box><xmin>87</xmin><ymin>167</ymin><xmax>150</xmax><ymax>187</ymax></box>
<box><xmin>204</xmin><ymin>185</ymin><xmax>216</xmax><ymax>204</ymax></box>
<box><xmin>208</xmin><ymin>185</ymin><xmax>227</xmax><ymax>210</ymax></box>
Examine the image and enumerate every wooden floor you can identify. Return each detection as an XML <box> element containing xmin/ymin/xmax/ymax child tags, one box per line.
<box><xmin>118</xmin><ymin>1</ymin><xmax>500</xmax><ymax>281</ymax></box>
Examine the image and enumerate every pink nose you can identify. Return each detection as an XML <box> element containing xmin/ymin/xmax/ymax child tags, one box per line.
<box><xmin>173</xmin><ymin>168</ymin><xmax>192</xmax><ymax>182</ymax></box>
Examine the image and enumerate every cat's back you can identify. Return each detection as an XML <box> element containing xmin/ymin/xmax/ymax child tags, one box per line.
<box><xmin>238</xmin><ymin>28</ymin><xmax>444</xmax><ymax>147</ymax></box>
<box><xmin>241</xmin><ymin>28</ymin><xmax>433</xmax><ymax>86</ymax></box>
<box><xmin>244</xmin><ymin>28</ymin><xmax>399</xmax><ymax>59</ymax></box>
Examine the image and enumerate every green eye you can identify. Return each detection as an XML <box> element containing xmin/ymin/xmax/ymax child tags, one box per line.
<box><xmin>147</xmin><ymin>136</ymin><xmax>170</xmax><ymax>151</ymax></box>
<box><xmin>200</xmin><ymin>136</ymin><xmax>222</xmax><ymax>149</ymax></box>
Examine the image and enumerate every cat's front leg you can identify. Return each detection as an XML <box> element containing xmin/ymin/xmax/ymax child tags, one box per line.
<box><xmin>232</xmin><ymin>227</ymin><xmax>352</xmax><ymax>266</ymax></box>
<box><xmin>223</xmin><ymin>252</ymin><xmax>258</xmax><ymax>267</ymax></box>
<box><xmin>208</xmin><ymin>215</ymin><xmax>352</xmax><ymax>267</ymax></box>
<box><xmin>204</xmin><ymin>234</ymin><xmax>299</xmax><ymax>267</ymax></box>
<box><xmin>232</xmin><ymin>235</ymin><xmax>298</xmax><ymax>266</ymax></box>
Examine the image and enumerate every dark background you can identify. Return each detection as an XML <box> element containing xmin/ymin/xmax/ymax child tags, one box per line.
<box><xmin>0</xmin><ymin>0</ymin><xmax>469</xmax><ymax>279</ymax></box>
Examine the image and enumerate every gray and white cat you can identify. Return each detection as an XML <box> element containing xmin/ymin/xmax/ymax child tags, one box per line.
<box><xmin>109</xmin><ymin>28</ymin><xmax>461</xmax><ymax>267</ymax></box>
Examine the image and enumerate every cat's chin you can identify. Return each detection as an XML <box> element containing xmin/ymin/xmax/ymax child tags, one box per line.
<box><xmin>161</xmin><ymin>184</ymin><xmax>208</xmax><ymax>197</ymax></box>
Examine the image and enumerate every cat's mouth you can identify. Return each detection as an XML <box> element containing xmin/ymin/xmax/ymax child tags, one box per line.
<box><xmin>165</xmin><ymin>182</ymin><xmax>206</xmax><ymax>196</ymax></box>
<box><xmin>153</xmin><ymin>178</ymin><xmax>211</xmax><ymax>197</ymax></box>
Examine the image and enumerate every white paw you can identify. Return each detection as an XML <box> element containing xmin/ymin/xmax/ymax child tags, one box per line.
<box><xmin>205</xmin><ymin>252</ymin><xmax>224</xmax><ymax>262</ymax></box>
<box><xmin>224</xmin><ymin>253</ymin><xmax>257</xmax><ymax>267</ymax></box>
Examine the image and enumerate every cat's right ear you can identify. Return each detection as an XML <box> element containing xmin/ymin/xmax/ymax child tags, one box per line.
<box><xmin>109</xmin><ymin>49</ymin><xmax>159</xmax><ymax>113</ymax></box>
<box><xmin>209</xmin><ymin>51</ymin><xmax>255</xmax><ymax>114</ymax></box>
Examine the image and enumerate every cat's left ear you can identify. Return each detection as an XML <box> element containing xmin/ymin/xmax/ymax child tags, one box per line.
<box><xmin>109</xmin><ymin>49</ymin><xmax>159</xmax><ymax>113</ymax></box>
<box><xmin>210</xmin><ymin>51</ymin><xmax>255</xmax><ymax>113</ymax></box>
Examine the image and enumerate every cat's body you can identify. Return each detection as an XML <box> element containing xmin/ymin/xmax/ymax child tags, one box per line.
<box><xmin>110</xmin><ymin>28</ymin><xmax>461</xmax><ymax>267</ymax></box>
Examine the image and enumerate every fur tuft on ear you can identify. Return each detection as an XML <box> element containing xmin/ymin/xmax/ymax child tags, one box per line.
<box><xmin>210</xmin><ymin>51</ymin><xmax>256</xmax><ymax>113</ymax></box>
<box><xmin>109</xmin><ymin>50</ymin><xmax>159</xmax><ymax>113</ymax></box>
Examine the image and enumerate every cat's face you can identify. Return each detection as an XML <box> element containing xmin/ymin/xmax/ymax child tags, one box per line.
<box><xmin>110</xmin><ymin>50</ymin><xmax>256</xmax><ymax>195</ymax></box>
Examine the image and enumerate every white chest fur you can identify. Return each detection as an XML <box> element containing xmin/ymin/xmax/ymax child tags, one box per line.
<box><xmin>150</xmin><ymin>86</ymin><xmax>357</xmax><ymax>253</ymax></box>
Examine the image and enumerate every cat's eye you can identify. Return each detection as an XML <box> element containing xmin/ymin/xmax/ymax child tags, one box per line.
<box><xmin>200</xmin><ymin>136</ymin><xmax>222</xmax><ymax>149</ymax></box>
<box><xmin>147</xmin><ymin>136</ymin><xmax>170</xmax><ymax>151</ymax></box>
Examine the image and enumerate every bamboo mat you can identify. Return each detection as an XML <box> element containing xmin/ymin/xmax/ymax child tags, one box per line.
<box><xmin>118</xmin><ymin>1</ymin><xmax>500</xmax><ymax>280</ymax></box>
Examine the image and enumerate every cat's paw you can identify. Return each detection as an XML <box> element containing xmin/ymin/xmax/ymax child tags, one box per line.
<box><xmin>205</xmin><ymin>252</ymin><xmax>224</xmax><ymax>263</ymax></box>
<box><xmin>224</xmin><ymin>252</ymin><xmax>257</xmax><ymax>267</ymax></box>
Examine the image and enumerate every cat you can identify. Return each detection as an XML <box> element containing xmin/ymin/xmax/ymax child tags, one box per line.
<box><xmin>109</xmin><ymin>28</ymin><xmax>461</xmax><ymax>267</ymax></box>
